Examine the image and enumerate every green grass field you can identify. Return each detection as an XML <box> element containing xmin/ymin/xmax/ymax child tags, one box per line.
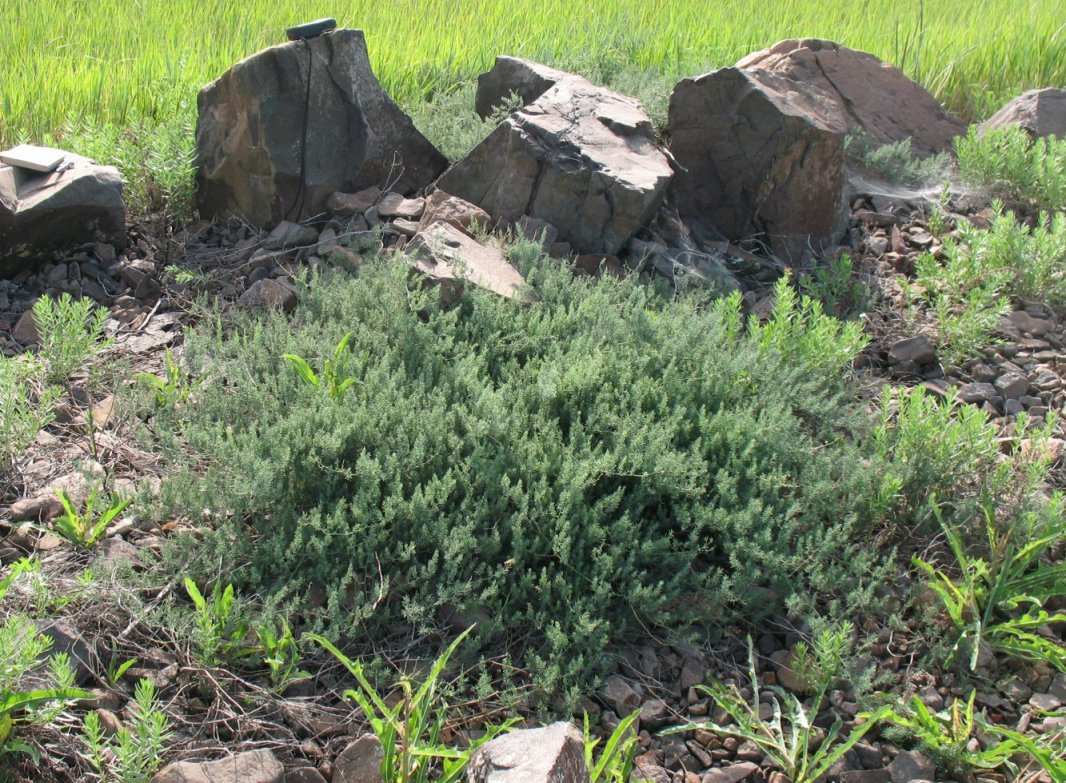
<box><xmin>3</xmin><ymin>0</ymin><xmax>1065</xmax><ymax>147</ymax></box>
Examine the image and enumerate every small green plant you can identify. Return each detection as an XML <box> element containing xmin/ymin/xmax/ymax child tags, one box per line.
<box><xmin>797</xmin><ymin>254</ymin><xmax>869</xmax><ymax>318</ymax></box>
<box><xmin>183</xmin><ymin>578</ymin><xmax>249</xmax><ymax>666</ymax></box>
<box><xmin>956</xmin><ymin>125</ymin><xmax>1066</xmax><ymax>212</ymax></box>
<box><xmin>584</xmin><ymin>710</ymin><xmax>639</xmax><ymax>783</ymax></box>
<box><xmin>257</xmin><ymin>620</ymin><xmax>308</xmax><ymax>691</ymax></box>
<box><xmin>136</xmin><ymin>349</ymin><xmax>195</xmax><ymax>408</ymax></box>
<box><xmin>281</xmin><ymin>332</ymin><xmax>365</xmax><ymax>401</ymax></box>
<box><xmin>0</xmin><ymin>558</ymin><xmax>90</xmax><ymax>761</ymax></box>
<box><xmin>32</xmin><ymin>293</ymin><xmax>112</xmax><ymax>385</ymax></box>
<box><xmin>915</xmin><ymin>493</ymin><xmax>1066</xmax><ymax>672</ymax></box>
<box><xmin>0</xmin><ymin>355</ymin><xmax>60</xmax><ymax>480</ymax></box>
<box><xmin>883</xmin><ymin>691</ymin><xmax>1026</xmax><ymax>778</ymax></box>
<box><xmin>83</xmin><ymin>677</ymin><xmax>171</xmax><ymax>783</ymax></box>
<box><xmin>51</xmin><ymin>486</ymin><xmax>131</xmax><ymax>550</ymax></box>
<box><xmin>309</xmin><ymin>627</ymin><xmax>517</xmax><ymax>783</ymax></box>
<box><xmin>663</xmin><ymin>640</ymin><xmax>889</xmax><ymax>783</ymax></box>
<box><xmin>787</xmin><ymin>620</ymin><xmax>854</xmax><ymax>696</ymax></box>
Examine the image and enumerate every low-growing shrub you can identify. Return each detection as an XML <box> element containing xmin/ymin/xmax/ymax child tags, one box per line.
<box><xmin>0</xmin><ymin>355</ymin><xmax>59</xmax><ymax>483</ymax></box>
<box><xmin>845</xmin><ymin>133</ymin><xmax>952</xmax><ymax>187</ymax></box>
<box><xmin>956</xmin><ymin>125</ymin><xmax>1066</xmax><ymax>213</ymax></box>
<box><xmin>33</xmin><ymin>292</ymin><xmax>112</xmax><ymax>385</ymax></box>
<box><xmin>150</xmin><ymin>258</ymin><xmax>940</xmax><ymax>696</ymax></box>
<box><xmin>908</xmin><ymin>204</ymin><xmax>1066</xmax><ymax>361</ymax></box>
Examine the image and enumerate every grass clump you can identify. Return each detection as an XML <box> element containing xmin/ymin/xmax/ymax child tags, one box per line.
<box><xmin>149</xmin><ymin>257</ymin><xmax>959</xmax><ymax>697</ymax></box>
<box><xmin>956</xmin><ymin>126</ymin><xmax>1066</xmax><ymax>213</ymax></box>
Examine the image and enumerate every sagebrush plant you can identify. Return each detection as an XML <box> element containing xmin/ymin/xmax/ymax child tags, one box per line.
<box><xmin>664</xmin><ymin>640</ymin><xmax>890</xmax><ymax>783</ymax></box>
<box><xmin>309</xmin><ymin>627</ymin><xmax>517</xmax><ymax>783</ymax></box>
<box><xmin>0</xmin><ymin>354</ymin><xmax>59</xmax><ymax>480</ymax></box>
<box><xmin>151</xmin><ymin>256</ymin><xmax>975</xmax><ymax>697</ymax></box>
<box><xmin>872</xmin><ymin>386</ymin><xmax>1002</xmax><ymax>528</ymax></box>
<box><xmin>787</xmin><ymin>620</ymin><xmax>854</xmax><ymax>696</ymax></box>
<box><xmin>796</xmin><ymin>254</ymin><xmax>869</xmax><ymax>318</ymax></box>
<box><xmin>882</xmin><ymin>691</ymin><xmax>1028</xmax><ymax>779</ymax></box>
<box><xmin>51</xmin><ymin>486</ymin><xmax>131</xmax><ymax>550</ymax></box>
<box><xmin>956</xmin><ymin>125</ymin><xmax>1066</xmax><ymax>212</ymax></box>
<box><xmin>82</xmin><ymin>678</ymin><xmax>171</xmax><ymax>783</ymax></box>
<box><xmin>0</xmin><ymin>558</ymin><xmax>90</xmax><ymax>761</ymax></box>
<box><xmin>32</xmin><ymin>293</ymin><xmax>112</xmax><ymax>385</ymax></box>
<box><xmin>845</xmin><ymin>133</ymin><xmax>952</xmax><ymax>187</ymax></box>
<box><xmin>915</xmin><ymin>491</ymin><xmax>1066</xmax><ymax>672</ymax></box>
<box><xmin>906</xmin><ymin>204</ymin><xmax>1066</xmax><ymax>361</ymax></box>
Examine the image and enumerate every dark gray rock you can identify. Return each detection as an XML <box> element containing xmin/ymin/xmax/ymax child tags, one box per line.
<box><xmin>195</xmin><ymin>29</ymin><xmax>446</xmax><ymax>228</ymax></box>
<box><xmin>237</xmin><ymin>278</ymin><xmax>297</xmax><ymax>313</ymax></box>
<box><xmin>888</xmin><ymin>335</ymin><xmax>937</xmax><ymax>366</ymax></box>
<box><xmin>0</xmin><ymin>155</ymin><xmax>125</xmax><ymax>277</ymax></box>
<box><xmin>888</xmin><ymin>750</ymin><xmax>935</xmax><ymax>783</ymax></box>
<box><xmin>475</xmin><ymin>56</ymin><xmax>575</xmax><ymax>119</ymax></box>
<box><xmin>332</xmin><ymin>735</ymin><xmax>383</xmax><ymax>783</ymax></box>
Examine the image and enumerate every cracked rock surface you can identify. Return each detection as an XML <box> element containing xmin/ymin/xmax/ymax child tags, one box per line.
<box><xmin>435</xmin><ymin>60</ymin><xmax>672</xmax><ymax>256</ymax></box>
<box><xmin>195</xmin><ymin>29</ymin><xmax>447</xmax><ymax>228</ymax></box>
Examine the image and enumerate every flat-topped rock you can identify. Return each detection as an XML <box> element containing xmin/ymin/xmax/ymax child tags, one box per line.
<box><xmin>980</xmin><ymin>88</ymin><xmax>1066</xmax><ymax>140</ymax></box>
<box><xmin>0</xmin><ymin>154</ymin><xmax>125</xmax><ymax>277</ymax></box>
<box><xmin>406</xmin><ymin>221</ymin><xmax>526</xmax><ymax>303</ymax></box>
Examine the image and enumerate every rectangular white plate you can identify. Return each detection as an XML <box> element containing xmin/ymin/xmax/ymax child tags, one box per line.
<box><xmin>0</xmin><ymin>144</ymin><xmax>67</xmax><ymax>173</ymax></box>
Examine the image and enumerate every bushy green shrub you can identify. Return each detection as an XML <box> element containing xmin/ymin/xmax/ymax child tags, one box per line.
<box><xmin>956</xmin><ymin>126</ymin><xmax>1066</xmax><ymax>212</ymax></box>
<box><xmin>845</xmin><ymin>134</ymin><xmax>952</xmax><ymax>187</ymax></box>
<box><xmin>0</xmin><ymin>355</ymin><xmax>59</xmax><ymax>481</ymax></box>
<box><xmin>151</xmin><ymin>259</ymin><xmax>898</xmax><ymax>696</ymax></box>
<box><xmin>908</xmin><ymin>204</ymin><xmax>1066</xmax><ymax>361</ymax></box>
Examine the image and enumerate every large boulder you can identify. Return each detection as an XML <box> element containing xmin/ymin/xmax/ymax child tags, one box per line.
<box><xmin>737</xmin><ymin>39</ymin><xmax>965</xmax><ymax>156</ymax></box>
<box><xmin>195</xmin><ymin>29</ymin><xmax>447</xmax><ymax>229</ymax></box>
<box><xmin>668</xmin><ymin>67</ymin><xmax>847</xmax><ymax>260</ymax></box>
<box><xmin>466</xmin><ymin>722</ymin><xmax>589</xmax><ymax>783</ymax></box>
<box><xmin>0</xmin><ymin>154</ymin><xmax>125</xmax><ymax>277</ymax></box>
<box><xmin>436</xmin><ymin>60</ymin><xmax>672</xmax><ymax>256</ymax></box>
<box><xmin>979</xmin><ymin>88</ymin><xmax>1066</xmax><ymax>140</ymax></box>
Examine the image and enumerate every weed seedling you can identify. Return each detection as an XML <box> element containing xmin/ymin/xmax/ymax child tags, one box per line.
<box><xmin>51</xmin><ymin>486</ymin><xmax>130</xmax><ymax>550</ymax></box>
<box><xmin>281</xmin><ymin>332</ymin><xmax>365</xmax><ymax>401</ymax></box>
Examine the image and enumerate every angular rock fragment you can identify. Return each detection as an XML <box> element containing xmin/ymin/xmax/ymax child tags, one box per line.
<box><xmin>418</xmin><ymin>190</ymin><xmax>490</xmax><ymax>234</ymax></box>
<box><xmin>437</xmin><ymin>61</ymin><xmax>672</xmax><ymax>256</ymax></box>
<box><xmin>979</xmin><ymin>88</ymin><xmax>1066</xmax><ymax>140</ymax></box>
<box><xmin>0</xmin><ymin>154</ymin><xmax>125</xmax><ymax>277</ymax></box>
<box><xmin>737</xmin><ymin>39</ymin><xmax>965</xmax><ymax>156</ymax></box>
<box><xmin>151</xmin><ymin>749</ymin><xmax>284</xmax><ymax>783</ymax></box>
<box><xmin>467</xmin><ymin>722</ymin><xmax>589</xmax><ymax>783</ymax></box>
<box><xmin>195</xmin><ymin>29</ymin><xmax>446</xmax><ymax>228</ymax></box>
<box><xmin>405</xmin><ymin>221</ymin><xmax>525</xmax><ymax>302</ymax></box>
<box><xmin>475</xmin><ymin>56</ymin><xmax>575</xmax><ymax>119</ymax></box>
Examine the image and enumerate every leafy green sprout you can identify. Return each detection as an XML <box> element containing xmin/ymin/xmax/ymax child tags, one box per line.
<box><xmin>256</xmin><ymin>620</ymin><xmax>309</xmax><ymax>692</ymax></box>
<box><xmin>136</xmin><ymin>348</ymin><xmax>195</xmax><ymax>408</ymax></box>
<box><xmin>308</xmin><ymin>626</ymin><xmax>518</xmax><ymax>783</ymax></box>
<box><xmin>662</xmin><ymin>639</ymin><xmax>890</xmax><ymax>783</ymax></box>
<box><xmin>584</xmin><ymin>709</ymin><xmax>639</xmax><ymax>783</ymax></box>
<box><xmin>32</xmin><ymin>292</ymin><xmax>112</xmax><ymax>385</ymax></box>
<box><xmin>914</xmin><ymin>493</ymin><xmax>1066</xmax><ymax>672</ymax></box>
<box><xmin>281</xmin><ymin>332</ymin><xmax>367</xmax><ymax>401</ymax></box>
<box><xmin>50</xmin><ymin>486</ymin><xmax>131</xmax><ymax>550</ymax></box>
<box><xmin>183</xmin><ymin>578</ymin><xmax>250</xmax><ymax>666</ymax></box>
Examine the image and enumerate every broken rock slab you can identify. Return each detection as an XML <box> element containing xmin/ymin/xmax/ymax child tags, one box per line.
<box><xmin>151</xmin><ymin>749</ymin><xmax>284</xmax><ymax>783</ymax></box>
<box><xmin>466</xmin><ymin>722</ymin><xmax>589</xmax><ymax>783</ymax></box>
<box><xmin>668</xmin><ymin>67</ymin><xmax>847</xmax><ymax>260</ymax></box>
<box><xmin>436</xmin><ymin>60</ymin><xmax>672</xmax><ymax>256</ymax></box>
<box><xmin>475</xmin><ymin>56</ymin><xmax>576</xmax><ymax>119</ymax></box>
<box><xmin>737</xmin><ymin>39</ymin><xmax>965</xmax><ymax>156</ymax></box>
<box><xmin>0</xmin><ymin>154</ymin><xmax>125</xmax><ymax>277</ymax></box>
<box><xmin>979</xmin><ymin>88</ymin><xmax>1066</xmax><ymax>140</ymax></box>
<box><xmin>406</xmin><ymin>221</ymin><xmax>526</xmax><ymax>303</ymax></box>
<box><xmin>195</xmin><ymin>29</ymin><xmax>446</xmax><ymax>228</ymax></box>
<box><xmin>418</xmin><ymin>190</ymin><xmax>490</xmax><ymax>234</ymax></box>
